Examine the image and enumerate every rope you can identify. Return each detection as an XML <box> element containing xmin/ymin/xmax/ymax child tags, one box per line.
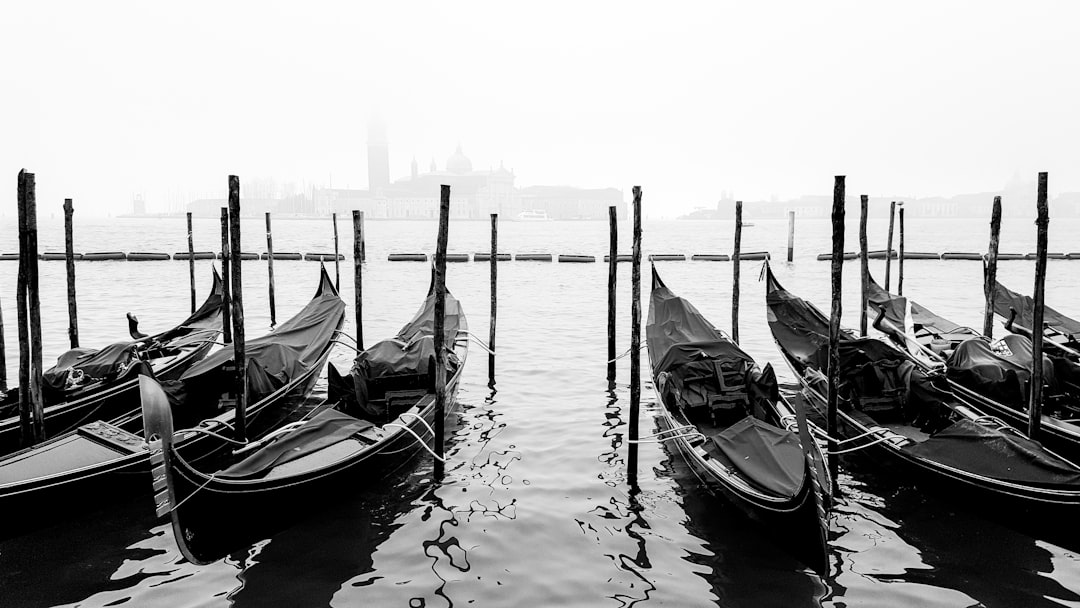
<box><xmin>627</xmin><ymin>430</ymin><xmax>707</xmax><ymax>444</ymax></box>
<box><xmin>825</xmin><ymin>434</ymin><xmax>896</xmax><ymax>455</ymax></box>
<box><xmin>383</xmin><ymin>423</ymin><xmax>446</xmax><ymax>462</ymax></box>
<box><xmin>398</xmin><ymin>411</ymin><xmax>438</xmax><ymax>440</ymax></box>
<box><xmin>608</xmin><ymin>347</ymin><xmax>633</xmax><ymax>364</ymax></box>
<box><xmin>173</xmin><ymin>426</ymin><xmax>247</xmax><ymax>446</ymax></box>
<box><xmin>168</xmin><ymin>471</ymin><xmax>219</xmax><ymax>513</ymax></box>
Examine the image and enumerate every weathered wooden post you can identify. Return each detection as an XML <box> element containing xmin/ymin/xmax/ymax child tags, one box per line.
<box><xmin>64</xmin><ymin>198</ymin><xmax>79</xmax><ymax>348</ymax></box>
<box><xmin>352</xmin><ymin>210</ymin><xmax>364</xmax><ymax>349</ymax></box>
<box><xmin>628</xmin><ymin>186</ymin><xmax>643</xmax><ymax>478</ymax></box>
<box><xmin>786</xmin><ymin>210</ymin><xmax>795</xmax><ymax>263</ymax></box>
<box><xmin>859</xmin><ymin>194</ymin><xmax>869</xmax><ymax>336</ymax></box>
<box><xmin>1029</xmin><ymin>173</ymin><xmax>1049</xmax><ymax>439</ymax></box>
<box><xmin>332</xmin><ymin>212</ymin><xmax>341</xmax><ymax>291</ymax></box>
<box><xmin>488</xmin><ymin>213</ymin><xmax>498</xmax><ymax>385</ymax></box>
<box><xmin>16</xmin><ymin>171</ymin><xmax>44</xmax><ymax>444</ymax></box>
<box><xmin>885</xmin><ymin>200</ymin><xmax>896</xmax><ymax>290</ymax></box>
<box><xmin>827</xmin><ymin>176</ymin><xmax>845</xmax><ymax>487</ymax></box>
<box><xmin>433</xmin><ymin>185</ymin><xmax>451</xmax><ymax>478</ymax></box>
<box><xmin>220</xmin><ymin>207</ymin><xmax>233</xmax><ymax>344</ymax></box>
<box><xmin>983</xmin><ymin>196</ymin><xmax>1002</xmax><ymax>338</ymax></box>
<box><xmin>228</xmin><ymin>176</ymin><xmax>247</xmax><ymax>443</ymax></box>
<box><xmin>607</xmin><ymin>205</ymin><xmax>618</xmax><ymax>383</ymax></box>
<box><xmin>265</xmin><ymin>212</ymin><xmax>277</xmax><ymax>326</ymax></box>
<box><xmin>732</xmin><ymin>200</ymin><xmax>743</xmax><ymax>343</ymax></box>
<box><xmin>0</xmin><ymin>279</ymin><xmax>5</xmax><ymax>393</ymax></box>
<box><xmin>898</xmin><ymin>204</ymin><xmax>905</xmax><ymax>296</ymax></box>
<box><xmin>186</xmin><ymin>212</ymin><xmax>196</xmax><ymax>313</ymax></box>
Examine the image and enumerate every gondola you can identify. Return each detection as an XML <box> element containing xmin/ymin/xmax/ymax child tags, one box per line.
<box><xmin>0</xmin><ymin>269</ymin><xmax>224</xmax><ymax>457</ymax></box>
<box><xmin>141</xmin><ymin>277</ymin><xmax>468</xmax><ymax>565</ymax></box>
<box><xmin>647</xmin><ymin>266</ymin><xmax>830</xmax><ymax>575</ymax></box>
<box><xmin>0</xmin><ymin>268</ymin><xmax>345</xmax><ymax>530</ymax></box>
<box><xmin>992</xmin><ymin>279</ymin><xmax>1080</xmax><ymax>354</ymax></box>
<box><xmin>864</xmin><ymin>276</ymin><xmax>1080</xmax><ymax>460</ymax></box>
<box><xmin>764</xmin><ymin>263</ymin><xmax>1080</xmax><ymax>517</ymax></box>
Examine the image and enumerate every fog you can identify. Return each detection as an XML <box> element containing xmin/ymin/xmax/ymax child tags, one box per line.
<box><xmin>3</xmin><ymin>1</ymin><xmax>1078</xmax><ymax>217</ymax></box>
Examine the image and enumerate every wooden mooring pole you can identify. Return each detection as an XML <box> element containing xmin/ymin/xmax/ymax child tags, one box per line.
<box><xmin>17</xmin><ymin>170</ymin><xmax>44</xmax><ymax>445</ymax></box>
<box><xmin>983</xmin><ymin>196</ymin><xmax>1002</xmax><ymax>338</ymax></box>
<box><xmin>488</xmin><ymin>213</ymin><xmax>498</xmax><ymax>386</ymax></box>
<box><xmin>628</xmin><ymin>186</ymin><xmax>643</xmax><ymax>479</ymax></box>
<box><xmin>360</xmin><ymin>211</ymin><xmax>366</xmax><ymax>262</ymax></box>
<box><xmin>186</xmin><ymin>212</ymin><xmax>196</xmax><ymax>313</ymax></box>
<box><xmin>786</xmin><ymin>210</ymin><xmax>795</xmax><ymax>263</ymax></box>
<box><xmin>859</xmin><ymin>194</ymin><xmax>869</xmax><ymax>337</ymax></box>
<box><xmin>352</xmin><ymin>210</ymin><xmax>364</xmax><ymax>350</ymax></box>
<box><xmin>885</xmin><ymin>200</ymin><xmax>896</xmax><ymax>290</ymax></box>
<box><xmin>228</xmin><ymin>176</ymin><xmax>247</xmax><ymax>443</ymax></box>
<box><xmin>607</xmin><ymin>205</ymin><xmax>618</xmax><ymax>383</ymax></box>
<box><xmin>64</xmin><ymin>198</ymin><xmax>79</xmax><ymax>348</ymax></box>
<box><xmin>827</xmin><ymin>176</ymin><xmax>846</xmax><ymax>486</ymax></box>
<box><xmin>265</xmin><ymin>212</ymin><xmax>277</xmax><ymax>326</ymax></box>
<box><xmin>433</xmin><ymin>185</ymin><xmax>451</xmax><ymax>478</ymax></box>
<box><xmin>332</xmin><ymin>212</ymin><xmax>341</xmax><ymax>291</ymax></box>
<box><xmin>732</xmin><ymin>200</ymin><xmax>742</xmax><ymax>343</ymax></box>
<box><xmin>898</xmin><ymin>204</ymin><xmax>905</xmax><ymax>296</ymax></box>
<box><xmin>220</xmin><ymin>207</ymin><xmax>233</xmax><ymax>344</ymax></box>
<box><xmin>1029</xmin><ymin>173</ymin><xmax>1049</xmax><ymax>439</ymax></box>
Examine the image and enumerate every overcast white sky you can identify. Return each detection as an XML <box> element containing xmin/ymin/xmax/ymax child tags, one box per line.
<box><xmin>3</xmin><ymin>1</ymin><xmax>1078</xmax><ymax>217</ymax></box>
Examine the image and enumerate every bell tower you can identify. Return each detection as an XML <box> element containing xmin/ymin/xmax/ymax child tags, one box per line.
<box><xmin>367</xmin><ymin>114</ymin><xmax>390</xmax><ymax>193</ymax></box>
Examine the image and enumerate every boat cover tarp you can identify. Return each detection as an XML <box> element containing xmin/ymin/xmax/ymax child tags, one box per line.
<box><xmin>904</xmin><ymin>417</ymin><xmax>1080</xmax><ymax>487</ymax></box>
<box><xmin>705</xmin><ymin>416</ymin><xmax>806</xmax><ymax>498</ymax></box>
<box><xmin>866</xmin><ymin>277</ymin><xmax>978</xmax><ymax>342</ymax></box>
<box><xmin>946</xmin><ymin>334</ymin><xmax>1054</xmax><ymax>406</ymax></box>
<box><xmin>764</xmin><ymin>271</ymin><xmax>839</xmax><ymax>368</ymax></box>
<box><xmin>218</xmin><ymin>408</ymin><xmax>373</xmax><ymax>479</ymax></box>
<box><xmin>993</xmin><ymin>280</ymin><xmax>1080</xmax><ymax>337</ymax></box>
<box><xmin>346</xmin><ymin>290</ymin><xmax>465</xmax><ymax>418</ymax></box>
<box><xmin>180</xmin><ymin>271</ymin><xmax>344</xmax><ymax>401</ymax></box>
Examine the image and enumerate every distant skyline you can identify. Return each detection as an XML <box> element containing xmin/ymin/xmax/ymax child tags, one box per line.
<box><xmin>3</xmin><ymin>1</ymin><xmax>1078</xmax><ymax>218</ymax></box>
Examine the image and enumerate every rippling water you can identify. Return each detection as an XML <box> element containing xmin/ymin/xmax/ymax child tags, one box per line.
<box><xmin>2</xmin><ymin>213</ymin><xmax>1080</xmax><ymax>607</ymax></box>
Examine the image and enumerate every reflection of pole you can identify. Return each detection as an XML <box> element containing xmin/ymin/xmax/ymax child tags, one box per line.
<box><xmin>64</xmin><ymin>198</ymin><xmax>79</xmax><ymax>348</ymax></box>
<box><xmin>352</xmin><ymin>210</ymin><xmax>364</xmax><ymax>350</ymax></box>
<box><xmin>220</xmin><ymin>207</ymin><xmax>232</xmax><ymax>344</ymax></box>
<box><xmin>187</xmin><ymin>212</ymin><xmax>196</xmax><ymax>313</ymax></box>
<box><xmin>228</xmin><ymin>176</ymin><xmax>248</xmax><ymax>443</ymax></box>
<box><xmin>732</xmin><ymin>200</ymin><xmax>742</xmax><ymax>343</ymax></box>
<box><xmin>488</xmin><ymin>213</ymin><xmax>497</xmax><ymax>386</ymax></box>
<box><xmin>265</xmin><ymin>213</ymin><xmax>277</xmax><ymax>326</ymax></box>
<box><xmin>1029</xmin><ymin>173</ymin><xmax>1049</xmax><ymax>440</ymax></box>
<box><xmin>983</xmin><ymin>196</ymin><xmax>1002</xmax><ymax>338</ymax></box>
<box><xmin>859</xmin><ymin>195</ymin><xmax>869</xmax><ymax>337</ymax></box>
<box><xmin>433</xmin><ymin>185</ymin><xmax>451</xmax><ymax>479</ymax></box>
<box><xmin>628</xmin><ymin>186</ymin><xmax>642</xmax><ymax>479</ymax></box>
<box><xmin>827</xmin><ymin>176</ymin><xmax>846</xmax><ymax>486</ymax></box>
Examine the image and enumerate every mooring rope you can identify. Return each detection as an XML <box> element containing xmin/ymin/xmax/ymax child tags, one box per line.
<box><xmin>384</xmin><ymin>422</ymin><xmax>446</xmax><ymax>463</ymax></box>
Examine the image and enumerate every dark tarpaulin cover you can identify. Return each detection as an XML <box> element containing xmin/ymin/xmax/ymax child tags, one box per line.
<box><xmin>866</xmin><ymin>276</ymin><xmax>979</xmax><ymax>341</ymax></box>
<box><xmin>347</xmin><ymin>289</ymin><xmax>466</xmax><ymax>416</ymax></box>
<box><xmin>705</xmin><ymin>416</ymin><xmax>806</xmax><ymax>498</ymax></box>
<box><xmin>181</xmin><ymin>270</ymin><xmax>344</xmax><ymax>401</ymax></box>
<box><xmin>218</xmin><ymin>408</ymin><xmax>373</xmax><ymax>479</ymax></box>
<box><xmin>904</xmin><ymin>418</ymin><xmax>1080</xmax><ymax>487</ymax></box>
<box><xmin>946</xmin><ymin>334</ymin><xmax>1054</xmax><ymax>407</ymax></box>
<box><xmin>647</xmin><ymin>268</ymin><xmax>733</xmax><ymax>366</ymax></box>
<box><xmin>993</xmin><ymin>280</ymin><xmax>1080</xmax><ymax>337</ymax></box>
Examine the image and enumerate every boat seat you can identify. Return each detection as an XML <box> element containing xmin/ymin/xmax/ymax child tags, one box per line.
<box><xmin>845</xmin><ymin>359</ymin><xmax>906</xmax><ymax>422</ymax></box>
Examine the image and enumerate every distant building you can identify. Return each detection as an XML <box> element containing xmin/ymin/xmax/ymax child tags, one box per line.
<box><xmin>132</xmin><ymin>195</ymin><xmax>146</xmax><ymax>216</ymax></box>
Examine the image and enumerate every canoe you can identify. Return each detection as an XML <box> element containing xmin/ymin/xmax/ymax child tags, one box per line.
<box><xmin>0</xmin><ymin>269</ymin><xmax>224</xmax><ymax>458</ymax></box>
<box><xmin>648</xmin><ymin>267</ymin><xmax>829</xmax><ymax>574</ymax></box>
<box><xmin>864</xmin><ymin>276</ymin><xmax>1080</xmax><ymax>461</ymax></box>
<box><xmin>143</xmin><ymin>277</ymin><xmax>468</xmax><ymax>564</ymax></box>
<box><xmin>765</xmin><ymin>263</ymin><xmax>1080</xmax><ymax>515</ymax></box>
<box><xmin>0</xmin><ymin>269</ymin><xmax>345</xmax><ymax>531</ymax></box>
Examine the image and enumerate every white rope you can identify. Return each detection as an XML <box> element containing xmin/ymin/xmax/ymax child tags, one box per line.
<box><xmin>383</xmin><ymin>423</ymin><xmax>446</xmax><ymax>462</ymax></box>
<box><xmin>825</xmin><ymin>434</ymin><xmax>896</xmax><ymax>455</ymax></box>
<box><xmin>608</xmin><ymin>347</ymin><xmax>632</xmax><ymax>364</ymax></box>
<box><xmin>627</xmin><ymin>430</ymin><xmax>707</xmax><ymax>444</ymax></box>
<box><xmin>174</xmin><ymin>426</ymin><xmax>247</xmax><ymax>446</ymax></box>
<box><xmin>398</xmin><ymin>411</ymin><xmax>438</xmax><ymax>440</ymax></box>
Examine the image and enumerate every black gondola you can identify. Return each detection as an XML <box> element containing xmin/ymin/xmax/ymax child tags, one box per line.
<box><xmin>0</xmin><ymin>269</ymin><xmax>344</xmax><ymax>529</ymax></box>
<box><xmin>0</xmin><ymin>269</ymin><xmax>225</xmax><ymax>457</ymax></box>
<box><xmin>865</xmin><ymin>276</ymin><xmax>1080</xmax><ymax>460</ymax></box>
<box><xmin>141</xmin><ymin>280</ymin><xmax>468</xmax><ymax>564</ymax></box>
<box><xmin>992</xmin><ymin>279</ymin><xmax>1080</xmax><ymax>354</ymax></box>
<box><xmin>647</xmin><ymin>267</ymin><xmax>830</xmax><ymax>575</ymax></box>
<box><xmin>765</xmin><ymin>263</ymin><xmax>1080</xmax><ymax>516</ymax></box>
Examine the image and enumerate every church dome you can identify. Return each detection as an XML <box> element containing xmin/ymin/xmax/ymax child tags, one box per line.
<box><xmin>446</xmin><ymin>144</ymin><xmax>472</xmax><ymax>174</ymax></box>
